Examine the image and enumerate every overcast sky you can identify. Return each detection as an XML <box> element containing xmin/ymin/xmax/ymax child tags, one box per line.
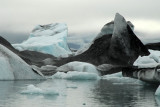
<box><xmin>0</xmin><ymin>0</ymin><xmax>160</xmax><ymax>43</ymax></box>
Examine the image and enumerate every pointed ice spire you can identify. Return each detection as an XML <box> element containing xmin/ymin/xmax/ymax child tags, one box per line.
<box><xmin>113</xmin><ymin>13</ymin><xmax>128</xmax><ymax>38</ymax></box>
<box><xmin>109</xmin><ymin>13</ymin><xmax>149</xmax><ymax>65</ymax></box>
<box><xmin>110</xmin><ymin>13</ymin><xmax>131</xmax><ymax>57</ymax></box>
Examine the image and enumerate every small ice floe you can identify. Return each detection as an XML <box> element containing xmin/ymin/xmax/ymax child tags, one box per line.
<box><xmin>102</xmin><ymin>72</ymin><xmax>145</xmax><ymax>85</ymax></box>
<box><xmin>21</xmin><ymin>84</ymin><xmax>59</xmax><ymax>95</ymax></box>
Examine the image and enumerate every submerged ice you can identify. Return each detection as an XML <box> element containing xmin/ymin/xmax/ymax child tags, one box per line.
<box><xmin>13</xmin><ymin>23</ymin><xmax>72</xmax><ymax>57</ymax></box>
<box><xmin>21</xmin><ymin>84</ymin><xmax>59</xmax><ymax>95</ymax></box>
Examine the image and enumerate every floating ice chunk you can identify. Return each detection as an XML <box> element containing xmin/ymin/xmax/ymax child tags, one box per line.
<box><xmin>21</xmin><ymin>84</ymin><xmax>59</xmax><ymax>95</ymax></box>
<box><xmin>56</xmin><ymin>61</ymin><xmax>99</xmax><ymax>75</ymax></box>
<box><xmin>134</xmin><ymin>56</ymin><xmax>157</xmax><ymax>64</ymax></box>
<box><xmin>102</xmin><ymin>72</ymin><xmax>145</xmax><ymax>85</ymax></box>
<box><xmin>52</xmin><ymin>71</ymin><xmax>100</xmax><ymax>80</ymax></box>
<box><xmin>13</xmin><ymin>23</ymin><xmax>72</xmax><ymax>57</ymax></box>
<box><xmin>134</xmin><ymin>63</ymin><xmax>160</xmax><ymax>69</ymax></box>
<box><xmin>149</xmin><ymin>50</ymin><xmax>160</xmax><ymax>63</ymax></box>
<box><xmin>21</xmin><ymin>84</ymin><xmax>42</xmax><ymax>94</ymax></box>
<box><xmin>134</xmin><ymin>49</ymin><xmax>160</xmax><ymax>68</ymax></box>
<box><xmin>102</xmin><ymin>72</ymin><xmax>124</xmax><ymax>81</ymax></box>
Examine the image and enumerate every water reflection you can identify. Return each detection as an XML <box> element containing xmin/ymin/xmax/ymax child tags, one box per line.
<box><xmin>0</xmin><ymin>80</ymin><xmax>43</xmax><ymax>107</ymax></box>
<box><xmin>155</xmin><ymin>96</ymin><xmax>160</xmax><ymax>106</ymax></box>
<box><xmin>0</xmin><ymin>79</ymin><xmax>159</xmax><ymax>107</ymax></box>
<box><xmin>92</xmin><ymin>80</ymin><xmax>158</xmax><ymax>107</ymax></box>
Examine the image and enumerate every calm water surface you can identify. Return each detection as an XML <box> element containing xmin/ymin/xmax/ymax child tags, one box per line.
<box><xmin>0</xmin><ymin>79</ymin><xmax>159</xmax><ymax>107</ymax></box>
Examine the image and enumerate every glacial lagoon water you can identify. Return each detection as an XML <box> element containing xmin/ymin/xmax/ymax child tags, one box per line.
<box><xmin>0</xmin><ymin>78</ymin><xmax>159</xmax><ymax>107</ymax></box>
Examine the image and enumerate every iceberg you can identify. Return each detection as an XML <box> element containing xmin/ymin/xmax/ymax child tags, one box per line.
<box><xmin>75</xmin><ymin>21</ymin><xmax>134</xmax><ymax>55</ymax></box>
<box><xmin>0</xmin><ymin>13</ymin><xmax>152</xmax><ymax>80</ymax></box>
<box><xmin>54</xmin><ymin>13</ymin><xmax>149</xmax><ymax>67</ymax></box>
<box><xmin>108</xmin><ymin>13</ymin><xmax>149</xmax><ymax>65</ymax></box>
<box><xmin>76</xmin><ymin>20</ymin><xmax>134</xmax><ymax>55</ymax></box>
<box><xmin>13</xmin><ymin>23</ymin><xmax>72</xmax><ymax>57</ymax></box>
<box><xmin>0</xmin><ymin>44</ymin><xmax>44</xmax><ymax>80</ymax></box>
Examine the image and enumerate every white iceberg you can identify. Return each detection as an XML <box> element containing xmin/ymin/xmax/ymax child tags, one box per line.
<box><xmin>0</xmin><ymin>44</ymin><xmax>44</xmax><ymax>80</ymax></box>
<box><xmin>13</xmin><ymin>23</ymin><xmax>72</xmax><ymax>57</ymax></box>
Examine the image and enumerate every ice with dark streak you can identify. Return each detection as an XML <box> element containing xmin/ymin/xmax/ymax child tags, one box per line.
<box><xmin>0</xmin><ymin>44</ymin><xmax>44</xmax><ymax>80</ymax></box>
<box><xmin>0</xmin><ymin>13</ymin><xmax>151</xmax><ymax>80</ymax></box>
<box><xmin>56</xmin><ymin>13</ymin><xmax>149</xmax><ymax>67</ymax></box>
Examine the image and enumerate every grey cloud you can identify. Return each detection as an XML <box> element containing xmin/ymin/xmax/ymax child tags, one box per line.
<box><xmin>0</xmin><ymin>32</ymin><xmax>28</xmax><ymax>44</ymax></box>
<box><xmin>0</xmin><ymin>0</ymin><xmax>160</xmax><ymax>43</ymax></box>
<box><xmin>135</xmin><ymin>31</ymin><xmax>160</xmax><ymax>44</ymax></box>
